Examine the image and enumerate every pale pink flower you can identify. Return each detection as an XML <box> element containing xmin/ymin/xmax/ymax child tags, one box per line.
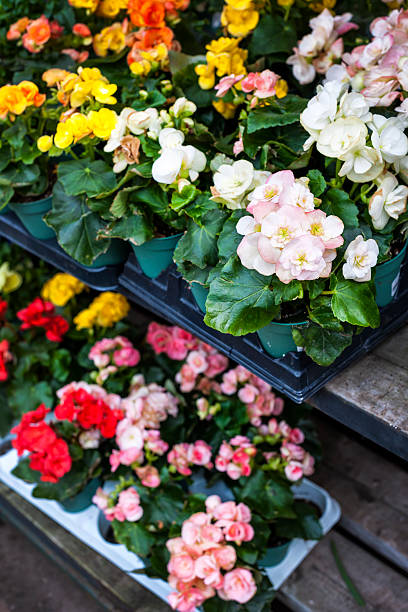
<box><xmin>215</xmin><ymin>74</ymin><xmax>244</xmax><ymax>97</ymax></box>
<box><xmin>168</xmin><ymin>443</ymin><xmax>192</xmax><ymax>476</ymax></box>
<box><xmin>281</xmin><ymin>441</ymin><xmax>305</xmax><ymax>461</ymax></box>
<box><xmin>285</xmin><ymin>461</ymin><xmax>304</xmax><ymax>482</ymax></box>
<box><xmin>92</xmin><ymin>487</ymin><xmax>110</xmax><ymax>511</ymax></box>
<box><xmin>233</xmin><ymin>137</ymin><xmax>244</xmax><ymax>156</ymax></box>
<box><xmin>213</xmin><ymin>545</ymin><xmax>236</xmax><ymax>570</ymax></box>
<box><xmin>168</xmin><ymin>554</ymin><xmax>196</xmax><ymax>582</ymax></box>
<box><xmin>194</xmin><ymin>554</ymin><xmax>223</xmax><ymax>588</ymax></box>
<box><xmin>213</xmin><ymin>501</ymin><xmax>237</xmax><ymax>521</ymax></box>
<box><xmin>187</xmin><ymin>440</ymin><xmax>213</xmax><ymax>468</ymax></box>
<box><xmin>276</xmin><ymin>235</ymin><xmax>329</xmax><ymax>283</ymax></box>
<box><xmin>168</xmin><ymin>587</ymin><xmax>207</xmax><ymax>612</ymax></box>
<box><xmin>235</xmin><ymin>503</ymin><xmax>251</xmax><ymax>523</ymax></box>
<box><xmin>176</xmin><ymin>364</ymin><xmax>197</xmax><ymax>392</ymax></box>
<box><xmin>117</xmin><ymin>488</ymin><xmax>143</xmax><ymax>521</ymax></box>
<box><xmin>205</xmin><ymin>353</ymin><xmax>229</xmax><ymax>378</ymax></box>
<box><xmin>219</xmin><ymin>568</ymin><xmax>257</xmax><ymax>604</ymax></box>
<box><xmin>136</xmin><ymin>464</ymin><xmax>161</xmax><ymax>488</ymax></box>
<box><xmin>144</xmin><ymin>429</ymin><xmax>168</xmax><ymax>455</ymax></box>
<box><xmin>223</xmin><ymin>521</ymin><xmax>254</xmax><ymax>544</ymax></box>
<box><xmin>238</xmin><ymin>384</ymin><xmax>258</xmax><ymax>404</ymax></box>
<box><xmin>186</xmin><ymin>350</ymin><xmax>208</xmax><ymax>374</ymax></box>
<box><xmin>303</xmin><ymin>452</ymin><xmax>315</xmax><ymax>476</ymax></box>
<box><xmin>113</xmin><ymin>347</ymin><xmax>140</xmax><ymax>367</ymax></box>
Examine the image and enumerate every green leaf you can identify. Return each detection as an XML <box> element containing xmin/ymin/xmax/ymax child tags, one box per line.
<box><xmin>321</xmin><ymin>188</ymin><xmax>359</xmax><ymax>228</ymax></box>
<box><xmin>247</xmin><ymin>96</ymin><xmax>307</xmax><ymax>134</ymax></box>
<box><xmin>113</xmin><ymin>521</ymin><xmax>155</xmax><ymax>558</ymax></box>
<box><xmin>1</xmin><ymin>185</ymin><xmax>14</xmax><ymax>208</ymax></box>
<box><xmin>174</xmin><ymin>208</ymin><xmax>227</xmax><ymax>268</ymax></box>
<box><xmin>100</xmin><ymin>211</ymin><xmax>153</xmax><ymax>245</ymax></box>
<box><xmin>331</xmin><ymin>278</ymin><xmax>380</xmax><ymax>328</ymax></box>
<box><xmin>249</xmin><ymin>15</ymin><xmax>296</xmax><ymax>56</ymax></box>
<box><xmin>0</xmin><ymin>164</ymin><xmax>40</xmax><ymax>187</ymax></box>
<box><xmin>309</xmin><ymin>296</ymin><xmax>344</xmax><ymax>331</ymax></box>
<box><xmin>3</xmin><ymin>121</ymin><xmax>27</xmax><ymax>147</ymax></box>
<box><xmin>58</xmin><ymin>160</ymin><xmax>117</xmax><ymax>198</ymax></box>
<box><xmin>237</xmin><ymin>470</ymin><xmax>295</xmax><ymax>520</ymax></box>
<box><xmin>204</xmin><ymin>257</ymin><xmax>279</xmax><ymax>335</ymax></box>
<box><xmin>330</xmin><ymin>541</ymin><xmax>366</xmax><ymax>607</ymax></box>
<box><xmin>50</xmin><ymin>349</ymin><xmax>71</xmax><ymax>383</ymax></box>
<box><xmin>293</xmin><ymin>323</ymin><xmax>353</xmax><ymax>366</ymax></box>
<box><xmin>45</xmin><ymin>182</ymin><xmax>111</xmax><ymax>266</ymax></box>
<box><xmin>12</xmin><ymin>458</ymin><xmax>41</xmax><ymax>484</ymax></box>
<box><xmin>217</xmin><ymin>210</ymin><xmax>247</xmax><ymax>261</ymax></box>
<box><xmin>307</xmin><ymin>169</ymin><xmax>327</xmax><ymax>197</ymax></box>
<box><xmin>8</xmin><ymin>380</ymin><xmax>53</xmax><ymax>418</ymax></box>
<box><xmin>170</xmin><ymin>184</ymin><xmax>197</xmax><ymax>212</ymax></box>
<box><xmin>0</xmin><ymin>146</ymin><xmax>12</xmax><ymax>171</ymax></box>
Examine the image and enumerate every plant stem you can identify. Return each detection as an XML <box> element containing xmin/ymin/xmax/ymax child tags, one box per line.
<box><xmin>330</xmin><ymin>541</ymin><xmax>366</xmax><ymax>607</ymax></box>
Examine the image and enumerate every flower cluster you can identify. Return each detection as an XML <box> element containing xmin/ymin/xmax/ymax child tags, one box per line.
<box><xmin>7</xmin><ymin>15</ymin><xmax>63</xmax><ymax>54</ymax></box>
<box><xmin>41</xmin><ymin>273</ymin><xmax>86</xmax><ymax>307</ymax></box>
<box><xmin>235</xmin><ymin>169</ymin><xmax>344</xmax><ymax>281</ymax></box>
<box><xmin>93</xmin><ymin>486</ymin><xmax>144</xmax><ymax>522</ymax></box>
<box><xmin>89</xmin><ymin>336</ymin><xmax>141</xmax><ymax>383</ymax></box>
<box><xmin>166</xmin><ymin>499</ymin><xmax>256</xmax><ymax>611</ymax></box>
<box><xmin>73</xmin><ymin>292</ymin><xmax>130</xmax><ymax>330</ymax></box>
<box><xmin>110</xmin><ymin>374</ymin><xmax>178</xmax><ymax>475</ymax></box>
<box><xmin>210</xmin><ymin>158</ymin><xmax>270</xmax><ymax>210</ymax></box>
<box><xmin>168</xmin><ymin>441</ymin><xmax>213</xmax><ymax>476</ymax></box>
<box><xmin>55</xmin><ymin>382</ymin><xmax>123</xmax><ymax>444</ymax></box>
<box><xmin>11</xmin><ymin>405</ymin><xmax>72</xmax><ymax>483</ymax></box>
<box><xmin>215</xmin><ymin>436</ymin><xmax>256</xmax><ymax>480</ymax></box>
<box><xmin>147</xmin><ymin>321</ymin><xmax>200</xmax><ymax>360</ymax></box>
<box><xmin>93</xmin><ymin>21</ymin><xmax>127</xmax><ymax>57</ymax></box>
<box><xmin>0</xmin><ymin>340</ymin><xmax>13</xmax><ymax>382</ymax></box>
<box><xmin>195</xmin><ymin>38</ymin><xmax>248</xmax><ymax>92</ymax></box>
<box><xmin>127</xmin><ymin>41</ymin><xmax>169</xmax><ymax>76</ymax></box>
<box><xmin>215</xmin><ymin>69</ymin><xmax>288</xmax><ymax>109</ymax></box>
<box><xmin>69</xmin><ymin>0</ymin><xmax>128</xmax><ymax>17</ymax></box>
<box><xmin>221</xmin><ymin>0</ymin><xmax>259</xmax><ymax>39</ymax></box>
<box><xmin>287</xmin><ymin>9</ymin><xmax>357</xmax><ymax>85</ymax></box>
<box><xmin>43</xmin><ymin>66</ymin><xmax>117</xmax><ymax>108</ymax></box>
<box><xmin>301</xmin><ymin>81</ymin><xmax>408</xmax><ymax>228</ymax></box>
<box><xmin>257</xmin><ymin>418</ymin><xmax>315</xmax><ymax>481</ymax></box>
<box><xmin>17</xmin><ymin>297</ymin><xmax>69</xmax><ymax>342</ymax></box>
<box><xmin>0</xmin><ymin>81</ymin><xmax>45</xmax><ymax>120</ymax></box>
<box><xmin>0</xmin><ymin>262</ymin><xmax>22</xmax><ymax>294</ymax></box>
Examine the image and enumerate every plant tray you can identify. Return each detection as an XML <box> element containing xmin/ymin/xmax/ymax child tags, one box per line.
<box><xmin>0</xmin><ymin>212</ymin><xmax>123</xmax><ymax>292</ymax></box>
<box><xmin>0</xmin><ymin>449</ymin><xmax>341</xmax><ymax>602</ymax></box>
<box><xmin>118</xmin><ymin>254</ymin><xmax>408</xmax><ymax>402</ymax></box>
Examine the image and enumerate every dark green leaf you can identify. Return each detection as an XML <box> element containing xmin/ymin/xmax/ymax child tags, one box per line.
<box><xmin>58</xmin><ymin>160</ymin><xmax>116</xmax><ymax>198</ymax></box>
<box><xmin>293</xmin><ymin>323</ymin><xmax>353</xmax><ymax>366</ymax></box>
<box><xmin>217</xmin><ymin>210</ymin><xmax>247</xmax><ymax>261</ymax></box>
<box><xmin>321</xmin><ymin>188</ymin><xmax>359</xmax><ymax>229</ymax></box>
<box><xmin>100</xmin><ymin>211</ymin><xmax>153</xmax><ymax>245</ymax></box>
<box><xmin>307</xmin><ymin>169</ymin><xmax>327</xmax><ymax>197</ymax></box>
<box><xmin>249</xmin><ymin>15</ymin><xmax>296</xmax><ymax>56</ymax></box>
<box><xmin>331</xmin><ymin>278</ymin><xmax>380</xmax><ymax>328</ymax></box>
<box><xmin>247</xmin><ymin>97</ymin><xmax>307</xmax><ymax>134</ymax></box>
<box><xmin>174</xmin><ymin>208</ymin><xmax>227</xmax><ymax>268</ymax></box>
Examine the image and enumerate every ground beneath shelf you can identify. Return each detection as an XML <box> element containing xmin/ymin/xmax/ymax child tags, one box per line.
<box><xmin>0</xmin><ymin>519</ymin><xmax>104</xmax><ymax>612</ymax></box>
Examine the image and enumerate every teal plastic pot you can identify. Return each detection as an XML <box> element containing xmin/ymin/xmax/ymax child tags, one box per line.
<box><xmin>132</xmin><ymin>234</ymin><xmax>182</xmax><ymax>279</ymax></box>
<box><xmin>83</xmin><ymin>240</ymin><xmax>129</xmax><ymax>269</ymax></box>
<box><xmin>9</xmin><ymin>195</ymin><xmax>54</xmax><ymax>241</ymax></box>
<box><xmin>191</xmin><ymin>284</ymin><xmax>209</xmax><ymax>313</ymax></box>
<box><xmin>257</xmin><ymin>320</ymin><xmax>308</xmax><ymax>358</ymax></box>
<box><xmin>258</xmin><ymin>541</ymin><xmax>291</xmax><ymax>568</ymax></box>
<box><xmin>375</xmin><ymin>242</ymin><xmax>408</xmax><ymax>307</ymax></box>
<box><xmin>0</xmin><ymin>205</ymin><xmax>11</xmax><ymax>215</ymax></box>
<box><xmin>59</xmin><ymin>478</ymin><xmax>101</xmax><ymax>513</ymax></box>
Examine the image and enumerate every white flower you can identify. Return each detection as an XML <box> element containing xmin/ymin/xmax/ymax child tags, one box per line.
<box><xmin>211</xmin><ymin>160</ymin><xmax>255</xmax><ymax>209</ymax></box>
<box><xmin>343</xmin><ymin>235</ymin><xmax>379</xmax><ymax>282</ymax></box>
<box><xmin>339</xmin><ymin>146</ymin><xmax>384</xmax><ymax>183</ymax></box>
<box><xmin>128</xmin><ymin>108</ymin><xmax>162</xmax><ymax>138</ymax></box>
<box><xmin>369</xmin><ymin>171</ymin><xmax>408</xmax><ymax>229</ymax></box>
<box><xmin>78</xmin><ymin>429</ymin><xmax>101</xmax><ymax>449</ymax></box>
<box><xmin>152</xmin><ymin>148</ymin><xmax>184</xmax><ymax>184</ymax></box>
<box><xmin>158</xmin><ymin>127</ymin><xmax>185</xmax><ymax>149</ymax></box>
<box><xmin>181</xmin><ymin>145</ymin><xmax>206</xmax><ymax>181</ymax></box>
<box><xmin>287</xmin><ymin>51</ymin><xmax>316</xmax><ymax>85</ymax></box>
<box><xmin>370</xmin><ymin>114</ymin><xmax>408</xmax><ymax>163</ymax></box>
<box><xmin>104</xmin><ymin>107</ymin><xmax>134</xmax><ymax>153</ymax></box>
<box><xmin>151</xmin><ymin>133</ymin><xmax>206</xmax><ymax>184</ymax></box>
<box><xmin>300</xmin><ymin>81</ymin><xmax>343</xmax><ymax>149</ymax></box>
<box><xmin>317</xmin><ymin>116</ymin><xmax>367</xmax><ymax>160</ymax></box>
<box><xmin>337</xmin><ymin>91</ymin><xmax>372</xmax><ymax>122</ymax></box>
<box><xmin>170</xmin><ymin>97</ymin><xmax>197</xmax><ymax>118</ymax></box>
<box><xmin>324</xmin><ymin>64</ymin><xmax>351</xmax><ymax>86</ymax></box>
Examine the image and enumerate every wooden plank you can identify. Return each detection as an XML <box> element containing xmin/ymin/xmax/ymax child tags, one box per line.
<box><xmin>0</xmin><ymin>482</ymin><xmax>167</xmax><ymax>612</ymax></box>
<box><xmin>279</xmin><ymin>532</ymin><xmax>408</xmax><ymax>612</ymax></box>
<box><xmin>373</xmin><ymin>323</ymin><xmax>408</xmax><ymax>369</ymax></box>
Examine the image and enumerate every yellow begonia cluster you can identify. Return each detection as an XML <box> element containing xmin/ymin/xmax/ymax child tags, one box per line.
<box><xmin>195</xmin><ymin>38</ymin><xmax>247</xmax><ymax>90</ymax></box>
<box><xmin>42</xmin><ymin>66</ymin><xmax>117</xmax><ymax>108</ymax></box>
<box><xmin>41</xmin><ymin>273</ymin><xmax>87</xmax><ymax>307</ymax></box>
<box><xmin>305</xmin><ymin>0</ymin><xmax>336</xmax><ymax>11</ymax></box>
<box><xmin>221</xmin><ymin>0</ymin><xmax>259</xmax><ymax>38</ymax></box>
<box><xmin>0</xmin><ymin>81</ymin><xmax>45</xmax><ymax>120</ymax></box>
<box><xmin>68</xmin><ymin>0</ymin><xmax>128</xmax><ymax>17</ymax></box>
<box><xmin>74</xmin><ymin>292</ymin><xmax>130</xmax><ymax>330</ymax></box>
<box><xmin>0</xmin><ymin>263</ymin><xmax>22</xmax><ymax>293</ymax></box>
<box><xmin>93</xmin><ymin>22</ymin><xmax>126</xmax><ymax>57</ymax></box>
<box><xmin>129</xmin><ymin>43</ymin><xmax>169</xmax><ymax>77</ymax></box>
<box><xmin>38</xmin><ymin>107</ymin><xmax>117</xmax><ymax>150</ymax></box>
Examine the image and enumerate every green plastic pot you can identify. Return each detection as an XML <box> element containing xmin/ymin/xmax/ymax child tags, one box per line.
<box><xmin>191</xmin><ymin>283</ymin><xmax>209</xmax><ymax>313</ymax></box>
<box><xmin>83</xmin><ymin>240</ymin><xmax>129</xmax><ymax>269</ymax></box>
<box><xmin>258</xmin><ymin>541</ymin><xmax>291</xmax><ymax>568</ymax></box>
<box><xmin>257</xmin><ymin>320</ymin><xmax>308</xmax><ymax>358</ymax></box>
<box><xmin>9</xmin><ymin>195</ymin><xmax>54</xmax><ymax>241</ymax></box>
<box><xmin>59</xmin><ymin>478</ymin><xmax>101</xmax><ymax>513</ymax></box>
<box><xmin>132</xmin><ymin>233</ymin><xmax>182</xmax><ymax>279</ymax></box>
<box><xmin>375</xmin><ymin>241</ymin><xmax>408</xmax><ymax>307</ymax></box>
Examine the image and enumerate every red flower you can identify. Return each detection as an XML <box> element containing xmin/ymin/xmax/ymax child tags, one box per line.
<box><xmin>13</xmin><ymin>421</ymin><xmax>57</xmax><ymax>456</ymax></box>
<box><xmin>41</xmin><ymin>439</ymin><xmax>72</xmax><ymax>482</ymax></box>
<box><xmin>0</xmin><ymin>300</ymin><xmax>7</xmax><ymax>321</ymax></box>
<box><xmin>17</xmin><ymin>297</ymin><xmax>55</xmax><ymax>329</ymax></box>
<box><xmin>54</xmin><ymin>395</ymin><xmax>76</xmax><ymax>422</ymax></box>
<box><xmin>44</xmin><ymin>315</ymin><xmax>69</xmax><ymax>342</ymax></box>
<box><xmin>77</xmin><ymin>398</ymin><xmax>105</xmax><ymax>429</ymax></box>
<box><xmin>99</xmin><ymin>406</ymin><xmax>122</xmax><ymax>438</ymax></box>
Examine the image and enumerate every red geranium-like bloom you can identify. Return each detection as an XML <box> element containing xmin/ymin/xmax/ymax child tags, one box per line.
<box><xmin>44</xmin><ymin>315</ymin><xmax>70</xmax><ymax>342</ymax></box>
<box><xmin>41</xmin><ymin>439</ymin><xmax>72</xmax><ymax>482</ymax></box>
<box><xmin>0</xmin><ymin>300</ymin><xmax>7</xmax><ymax>321</ymax></box>
<box><xmin>17</xmin><ymin>297</ymin><xmax>55</xmax><ymax>329</ymax></box>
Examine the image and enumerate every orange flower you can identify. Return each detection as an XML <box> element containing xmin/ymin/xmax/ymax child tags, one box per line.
<box><xmin>128</xmin><ymin>0</ymin><xmax>165</xmax><ymax>28</ymax></box>
<box><xmin>131</xmin><ymin>26</ymin><xmax>173</xmax><ymax>52</ymax></box>
<box><xmin>17</xmin><ymin>81</ymin><xmax>46</xmax><ymax>107</ymax></box>
<box><xmin>6</xmin><ymin>17</ymin><xmax>30</xmax><ymax>40</ymax></box>
<box><xmin>0</xmin><ymin>85</ymin><xmax>28</xmax><ymax>119</ymax></box>
<box><xmin>42</xmin><ymin>68</ymin><xmax>71</xmax><ymax>87</ymax></box>
<box><xmin>22</xmin><ymin>15</ymin><xmax>51</xmax><ymax>53</ymax></box>
<box><xmin>73</xmin><ymin>23</ymin><xmax>92</xmax><ymax>37</ymax></box>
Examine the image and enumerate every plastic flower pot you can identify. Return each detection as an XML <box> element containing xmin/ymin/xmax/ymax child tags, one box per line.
<box><xmin>82</xmin><ymin>240</ymin><xmax>129</xmax><ymax>269</ymax></box>
<box><xmin>131</xmin><ymin>234</ymin><xmax>182</xmax><ymax>279</ymax></box>
<box><xmin>375</xmin><ymin>241</ymin><xmax>408</xmax><ymax>307</ymax></box>
<box><xmin>257</xmin><ymin>320</ymin><xmax>308</xmax><ymax>358</ymax></box>
<box><xmin>8</xmin><ymin>195</ymin><xmax>55</xmax><ymax>241</ymax></box>
<box><xmin>59</xmin><ymin>478</ymin><xmax>101</xmax><ymax>513</ymax></box>
<box><xmin>258</xmin><ymin>541</ymin><xmax>291</xmax><ymax>568</ymax></box>
<box><xmin>0</xmin><ymin>205</ymin><xmax>11</xmax><ymax>215</ymax></box>
<box><xmin>190</xmin><ymin>283</ymin><xmax>209</xmax><ymax>313</ymax></box>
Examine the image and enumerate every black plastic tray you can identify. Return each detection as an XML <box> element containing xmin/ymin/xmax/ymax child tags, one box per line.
<box><xmin>0</xmin><ymin>212</ymin><xmax>124</xmax><ymax>292</ymax></box>
<box><xmin>118</xmin><ymin>253</ymin><xmax>408</xmax><ymax>403</ymax></box>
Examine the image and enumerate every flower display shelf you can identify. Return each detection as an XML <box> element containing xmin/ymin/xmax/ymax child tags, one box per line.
<box><xmin>0</xmin><ymin>448</ymin><xmax>340</xmax><ymax>604</ymax></box>
<box><xmin>118</xmin><ymin>253</ymin><xmax>408</xmax><ymax>403</ymax></box>
<box><xmin>0</xmin><ymin>212</ymin><xmax>123</xmax><ymax>292</ymax></box>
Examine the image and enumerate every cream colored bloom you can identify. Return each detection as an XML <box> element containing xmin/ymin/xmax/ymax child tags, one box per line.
<box><xmin>343</xmin><ymin>235</ymin><xmax>379</xmax><ymax>282</ymax></box>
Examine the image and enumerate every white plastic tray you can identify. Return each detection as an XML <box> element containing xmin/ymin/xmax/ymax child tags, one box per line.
<box><xmin>0</xmin><ymin>449</ymin><xmax>341</xmax><ymax>606</ymax></box>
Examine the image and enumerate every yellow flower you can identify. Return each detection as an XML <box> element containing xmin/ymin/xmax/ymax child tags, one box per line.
<box><xmin>195</xmin><ymin>64</ymin><xmax>215</xmax><ymax>90</ymax></box>
<box><xmin>74</xmin><ymin>291</ymin><xmax>130</xmax><ymax>329</ymax></box>
<box><xmin>79</xmin><ymin>67</ymin><xmax>103</xmax><ymax>82</ymax></box>
<box><xmin>93</xmin><ymin>23</ymin><xmax>126</xmax><ymax>57</ymax></box>
<box><xmin>225</xmin><ymin>0</ymin><xmax>253</xmax><ymax>8</ymax></box>
<box><xmin>0</xmin><ymin>85</ymin><xmax>28</xmax><ymax>118</ymax></box>
<box><xmin>0</xmin><ymin>263</ymin><xmax>22</xmax><ymax>293</ymax></box>
<box><xmin>43</xmin><ymin>68</ymin><xmax>71</xmax><ymax>87</ymax></box>
<box><xmin>54</xmin><ymin>121</ymin><xmax>74</xmax><ymax>149</ymax></box>
<box><xmin>275</xmin><ymin>79</ymin><xmax>288</xmax><ymax>98</ymax></box>
<box><xmin>70</xmin><ymin>81</ymin><xmax>94</xmax><ymax>108</ymax></box>
<box><xmin>37</xmin><ymin>135</ymin><xmax>53</xmax><ymax>152</ymax></box>
<box><xmin>69</xmin><ymin>113</ymin><xmax>92</xmax><ymax>142</ymax></box>
<box><xmin>91</xmin><ymin>80</ymin><xmax>118</xmax><ymax>104</ymax></box>
<box><xmin>221</xmin><ymin>5</ymin><xmax>259</xmax><ymax>38</ymax></box>
<box><xmin>277</xmin><ymin>0</ymin><xmax>295</xmax><ymax>6</ymax></box>
<box><xmin>97</xmin><ymin>0</ymin><xmax>128</xmax><ymax>17</ymax></box>
<box><xmin>68</xmin><ymin>0</ymin><xmax>99</xmax><ymax>11</ymax></box>
<box><xmin>88</xmin><ymin>108</ymin><xmax>118</xmax><ymax>139</ymax></box>
<box><xmin>306</xmin><ymin>0</ymin><xmax>335</xmax><ymax>10</ymax></box>
<box><xmin>42</xmin><ymin>273</ymin><xmax>87</xmax><ymax>307</ymax></box>
<box><xmin>130</xmin><ymin>60</ymin><xmax>152</xmax><ymax>77</ymax></box>
<box><xmin>212</xmin><ymin>99</ymin><xmax>237</xmax><ymax>119</ymax></box>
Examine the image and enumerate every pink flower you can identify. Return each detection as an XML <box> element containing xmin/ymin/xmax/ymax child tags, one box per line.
<box><xmin>186</xmin><ymin>351</ymin><xmax>208</xmax><ymax>374</ymax></box>
<box><xmin>223</xmin><ymin>522</ymin><xmax>254</xmax><ymax>544</ymax></box>
<box><xmin>205</xmin><ymin>353</ymin><xmax>229</xmax><ymax>378</ymax></box>
<box><xmin>220</xmin><ymin>568</ymin><xmax>257</xmax><ymax>604</ymax></box>
<box><xmin>117</xmin><ymin>487</ymin><xmax>143</xmax><ymax>521</ymax></box>
<box><xmin>215</xmin><ymin>456</ymin><xmax>228</xmax><ymax>472</ymax></box>
<box><xmin>303</xmin><ymin>452</ymin><xmax>315</xmax><ymax>476</ymax></box>
<box><xmin>233</xmin><ymin>137</ymin><xmax>244</xmax><ymax>156</ymax></box>
<box><xmin>235</xmin><ymin>503</ymin><xmax>251</xmax><ymax>523</ymax></box>
<box><xmin>252</xmin><ymin>69</ymin><xmax>279</xmax><ymax>99</ymax></box>
<box><xmin>113</xmin><ymin>347</ymin><xmax>141</xmax><ymax>367</ymax></box>
<box><xmin>279</xmin><ymin>420</ymin><xmax>291</xmax><ymax>437</ymax></box>
<box><xmin>92</xmin><ymin>487</ymin><xmax>110</xmax><ymax>511</ymax></box>
<box><xmin>205</xmin><ymin>495</ymin><xmax>221</xmax><ymax>514</ymax></box>
<box><xmin>136</xmin><ymin>465</ymin><xmax>161</xmax><ymax>488</ymax></box>
<box><xmin>218</xmin><ymin>442</ymin><xmax>233</xmax><ymax>460</ymax></box>
<box><xmin>116</xmin><ymin>422</ymin><xmax>144</xmax><ymax>451</ymax></box>
<box><xmin>146</xmin><ymin>322</ymin><xmax>173</xmax><ymax>355</ymax></box>
<box><xmin>213</xmin><ymin>501</ymin><xmax>237</xmax><ymax>521</ymax></box>
<box><xmin>175</xmin><ymin>364</ymin><xmax>197</xmax><ymax>393</ymax></box>
<box><xmin>285</xmin><ymin>461</ymin><xmax>304</xmax><ymax>482</ymax></box>
<box><xmin>194</xmin><ymin>554</ymin><xmax>223</xmax><ymax>588</ymax></box>
<box><xmin>226</xmin><ymin>463</ymin><xmax>245</xmax><ymax>479</ymax></box>
<box><xmin>187</xmin><ymin>440</ymin><xmax>213</xmax><ymax>468</ymax></box>
<box><xmin>276</xmin><ymin>235</ymin><xmax>330</xmax><ymax>283</ymax></box>
<box><xmin>281</xmin><ymin>441</ymin><xmax>305</xmax><ymax>461</ymax></box>
<box><xmin>168</xmin><ymin>443</ymin><xmax>192</xmax><ymax>476</ymax></box>
<box><xmin>168</xmin><ymin>554</ymin><xmax>196</xmax><ymax>582</ymax></box>
<box><xmin>238</xmin><ymin>384</ymin><xmax>258</xmax><ymax>404</ymax></box>
<box><xmin>144</xmin><ymin>430</ymin><xmax>168</xmax><ymax>455</ymax></box>
<box><xmin>212</xmin><ymin>545</ymin><xmax>236</xmax><ymax>570</ymax></box>
<box><xmin>168</xmin><ymin>588</ymin><xmax>207</xmax><ymax>612</ymax></box>
<box><xmin>215</xmin><ymin>73</ymin><xmax>244</xmax><ymax>97</ymax></box>
<box><xmin>241</xmin><ymin>72</ymin><xmax>257</xmax><ymax>93</ymax></box>
<box><xmin>109</xmin><ymin>448</ymin><xmax>143</xmax><ymax>472</ymax></box>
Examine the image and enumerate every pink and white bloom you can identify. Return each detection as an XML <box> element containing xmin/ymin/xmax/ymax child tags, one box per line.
<box><xmin>219</xmin><ymin>568</ymin><xmax>257</xmax><ymax>604</ymax></box>
<box><xmin>214</xmin><ymin>74</ymin><xmax>243</xmax><ymax>97</ymax></box>
<box><xmin>342</xmin><ymin>235</ymin><xmax>379</xmax><ymax>281</ymax></box>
